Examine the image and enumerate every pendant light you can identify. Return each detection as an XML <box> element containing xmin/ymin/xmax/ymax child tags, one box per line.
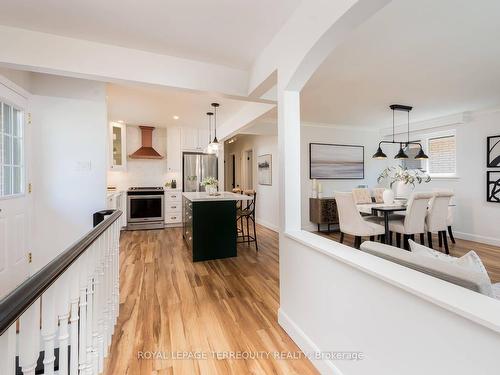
<box><xmin>205</xmin><ymin>111</ymin><xmax>214</xmax><ymax>154</ymax></box>
<box><xmin>372</xmin><ymin>104</ymin><xmax>429</xmax><ymax>160</ymax></box>
<box><xmin>395</xmin><ymin>144</ymin><xmax>409</xmax><ymax>159</ymax></box>
<box><xmin>415</xmin><ymin>148</ymin><xmax>429</xmax><ymax>160</ymax></box>
<box><xmin>209</xmin><ymin>102</ymin><xmax>220</xmax><ymax>153</ymax></box>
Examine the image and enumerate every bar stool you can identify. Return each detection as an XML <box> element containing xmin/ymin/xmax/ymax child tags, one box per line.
<box><xmin>236</xmin><ymin>190</ymin><xmax>258</xmax><ymax>251</ymax></box>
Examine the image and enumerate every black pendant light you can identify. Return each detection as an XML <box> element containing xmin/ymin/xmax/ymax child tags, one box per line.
<box><xmin>372</xmin><ymin>104</ymin><xmax>429</xmax><ymax>161</ymax></box>
<box><xmin>206</xmin><ymin>111</ymin><xmax>214</xmax><ymax>153</ymax></box>
<box><xmin>395</xmin><ymin>144</ymin><xmax>409</xmax><ymax>159</ymax></box>
<box><xmin>209</xmin><ymin>102</ymin><xmax>220</xmax><ymax>152</ymax></box>
<box><xmin>415</xmin><ymin>147</ymin><xmax>429</xmax><ymax>160</ymax></box>
<box><xmin>372</xmin><ymin>146</ymin><xmax>387</xmax><ymax>159</ymax></box>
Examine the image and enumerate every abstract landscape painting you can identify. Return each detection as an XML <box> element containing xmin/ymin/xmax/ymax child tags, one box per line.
<box><xmin>487</xmin><ymin>135</ymin><xmax>500</xmax><ymax>167</ymax></box>
<box><xmin>309</xmin><ymin>143</ymin><xmax>364</xmax><ymax>179</ymax></box>
<box><xmin>258</xmin><ymin>154</ymin><xmax>272</xmax><ymax>185</ymax></box>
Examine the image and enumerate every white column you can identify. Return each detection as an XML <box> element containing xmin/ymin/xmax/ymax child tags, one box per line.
<box><xmin>277</xmin><ymin>85</ymin><xmax>302</xmax><ymax>231</ymax></box>
<box><xmin>0</xmin><ymin>325</ymin><xmax>17</xmax><ymax>374</ymax></box>
<box><xmin>19</xmin><ymin>301</ymin><xmax>41</xmax><ymax>375</ymax></box>
<box><xmin>41</xmin><ymin>285</ymin><xmax>58</xmax><ymax>375</ymax></box>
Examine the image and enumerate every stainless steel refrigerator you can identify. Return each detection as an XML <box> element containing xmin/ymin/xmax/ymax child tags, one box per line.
<box><xmin>182</xmin><ymin>152</ymin><xmax>218</xmax><ymax>192</ymax></box>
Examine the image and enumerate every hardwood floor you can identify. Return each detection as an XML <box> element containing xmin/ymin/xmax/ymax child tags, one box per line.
<box><xmin>104</xmin><ymin>225</ymin><xmax>318</xmax><ymax>375</ymax></box>
<box><xmin>317</xmin><ymin>230</ymin><xmax>500</xmax><ymax>283</ymax></box>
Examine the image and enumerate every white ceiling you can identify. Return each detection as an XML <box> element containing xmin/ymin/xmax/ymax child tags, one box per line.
<box><xmin>0</xmin><ymin>0</ymin><xmax>300</xmax><ymax>69</ymax></box>
<box><xmin>107</xmin><ymin>83</ymin><xmax>251</xmax><ymax>128</ymax></box>
<box><xmin>301</xmin><ymin>0</ymin><xmax>500</xmax><ymax>127</ymax></box>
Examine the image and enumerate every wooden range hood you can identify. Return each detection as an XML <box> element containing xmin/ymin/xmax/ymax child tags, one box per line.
<box><xmin>129</xmin><ymin>126</ymin><xmax>163</xmax><ymax>159</ymax></box>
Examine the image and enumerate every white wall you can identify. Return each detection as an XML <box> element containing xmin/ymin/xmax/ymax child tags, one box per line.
<box><xmin>280</xmin><ymin>232</ymin><xmax>500</xmax><ymax>375</ymax></box>
<box><xmin>225</xmin><ymin>134</ymin><xmax>280</xmax><ymax>231</ymax></box>
<box><xmin>30</xmin><ymin>74</ymin><xmax>108</xmax><ymax>268</ymax></box>
<box><xmin>300</xmin><ymin>124</ymin><xmax>381</xmax><ymax>230</ymax></box>
<box><xmin>107</xmin><ymin>125</ymin><xmax>171</xmax><ymax>191</ymax></box>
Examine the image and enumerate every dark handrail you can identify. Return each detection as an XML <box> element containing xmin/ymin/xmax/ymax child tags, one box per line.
<box><xmin>0</xmin><ymin>210</ymin><xmax>122</xmax><ymax>336</ymax></box>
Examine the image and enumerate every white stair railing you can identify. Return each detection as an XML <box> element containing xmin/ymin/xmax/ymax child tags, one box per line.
<box><xmin>0</xmin><ymin>210</ymin><xmax>122</xmax><ymax>375</ymax></box>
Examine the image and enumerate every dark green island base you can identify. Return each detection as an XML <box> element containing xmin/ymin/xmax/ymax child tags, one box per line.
<box><xmin>183</xmin><ymin>196</ymin><xmax>237</xmax><ymax>262</ymax></box>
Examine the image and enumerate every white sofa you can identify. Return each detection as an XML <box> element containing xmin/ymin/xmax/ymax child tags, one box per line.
<box><xmin>359</xmin><ymin>241</ymin><xmax>499</xmax><ymax>299</ymax></box>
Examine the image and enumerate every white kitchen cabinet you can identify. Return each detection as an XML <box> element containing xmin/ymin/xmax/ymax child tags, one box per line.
<box><xmin>167</xmin><ymin>127</ymin><xmax>182</xmax><ymax>173</ymax></box>
<box><xmin>198</xmin><ymin>128</ymin><xmax>209</xmax><ymax>151</ymax></box>
<box><xmin>106</xmin><ymin>191</ymin><xmax>126</xmax><ymax>228</ymax></box>
<box><xmin>109</xmin><ymin>122</ymin><xmax>127</xmax><ymax>171</ymax></box>
<box><xmin>180</xmin><ymin>127</ymin><xmax>208</xmax><ymax>151</ymax></box>
<box><xmin>181</xmin><ymin>127</ymin><xmax>199</xmax><ymax>150</ymax></box>
<box><xmin>164</xmin><ymin>188</ymin><xmax>182</xmax><ymax>226</ymax></box>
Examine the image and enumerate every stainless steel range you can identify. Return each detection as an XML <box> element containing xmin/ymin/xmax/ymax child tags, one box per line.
<box><xmin>127</xmin><ymin>187</ymin><xmax>165</xmax><ymax>230</ymax></box>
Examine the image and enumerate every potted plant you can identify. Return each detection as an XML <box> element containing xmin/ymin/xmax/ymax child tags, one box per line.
<box><xmin>377</xmin><ymin>166</ymin><xmax>431</xmax><ymax>201</ymax></box>
<box><xmin>201</xmin><ymin>176</ymin><xmax>219</xmax><ymax>196</ymax></box>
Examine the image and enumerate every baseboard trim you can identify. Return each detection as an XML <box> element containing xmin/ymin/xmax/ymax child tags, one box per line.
<box><xmin>453</xmin><ymin>231</ymin><xmax>500</xmax><ymax>247</ymax></box>
<box><xmin>256</xmin><ymin>218</ymin><xmax>279</xmax><ymax>232</ymax></box>
<box><xmin>278</xmin><ymin>308</ymin><xmax>344</xmax><ymax>375</ymax></box>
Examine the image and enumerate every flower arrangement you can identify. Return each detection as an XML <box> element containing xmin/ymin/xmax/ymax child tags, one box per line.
<box><xmin>377</xmin><ymin>166</ymin><xmax>431</xmax><ymax>188</ymax></box>
<box><xmin>201</xmin><ymin>176</ymin><xmax>218</xmax><ymax>187</ymax></box>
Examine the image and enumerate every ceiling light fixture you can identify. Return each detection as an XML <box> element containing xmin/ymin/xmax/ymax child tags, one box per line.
<box><xmin>372</xmin><ymin>104</ymin><xmax>429</xmax><ymax>160</ymax></box>
<box><xmin>205</xmin><ymin>111</ymin><xmax>214</xmax><ymax>154</ymax></box>
<box><xmin>173</xmin><ymin>115</ymin><xmax>179</xmax><ymax>120</ymax></box>
<box><xmin>208</xmin><ymin>103</ymin><xmax>220</xmax><ymax>153</ymax></box>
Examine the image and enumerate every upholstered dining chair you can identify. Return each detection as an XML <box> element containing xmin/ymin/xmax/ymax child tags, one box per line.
<box><xmin>373</xmin><ymin>188</ymin><xmax>385</xmax><ymax>203</ymax></box>
<box><xmin>388</xmin><ymin>192</ymin><xmax>433</xmax><ymax>250</ymax></box>
<box><xmin>425</xmin><ymin>191</ymin><xmax>454</xmax><ymax>254</ymax></box>
<box><xmin>352</xmin><ymin>188</ymin><xmax>372</xmax><ymax>204</ymax></box>
<box><xmin>334</xmin><ymin>192</ymin><xmax>385</xmax><ymax>249</ymax></box>
<box><xmin>447</xmin><ymin>206</ymin><xmax>456</xmax><ymax>244</ymax></box>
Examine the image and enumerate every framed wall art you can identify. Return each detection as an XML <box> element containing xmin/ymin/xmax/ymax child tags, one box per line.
<box><xmin>487</xmin><ymin>135</ymin><xmax>500</xmax><ymax>167</ymax></box>
<box><xmin>309</xmin><ymin>143</ymin><xmax>364</xmax><ymax>179</ymax></box>
<box><xmin>258</xmin><ymin>154</ymin><xmax>272</xmax><ymax>185</ymax></box>
<box><xmin>487</xmin><ymin>171</ymin><xmax>500</xmax><ymax>203</ymax></box>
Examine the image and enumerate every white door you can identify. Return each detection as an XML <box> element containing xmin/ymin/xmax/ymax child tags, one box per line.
<box><xmin>0</xmin><ymin>78</ymin><xmax>31</xmax><ymax>299</ymax></box>
<box><xmin>245</xmin><ymin>150</ymin><xmax>253</xmax><ymax>189</ymax></box>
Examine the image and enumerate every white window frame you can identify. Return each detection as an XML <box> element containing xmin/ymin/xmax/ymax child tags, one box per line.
<box><xmin>422</xmin><ymin>129</ymin><xmax>458</xmax><ymax>179</ymax></box>
<box><xmin>0</xmin><ymin>98</ymin><xmax>25</xmax><ymax>199</ymax></box>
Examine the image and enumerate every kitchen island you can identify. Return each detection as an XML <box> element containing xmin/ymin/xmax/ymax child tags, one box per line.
<box><xmin>182</xmin><ymin>192</ymin><xmax>253</xmax><ymax>262</ymax></box>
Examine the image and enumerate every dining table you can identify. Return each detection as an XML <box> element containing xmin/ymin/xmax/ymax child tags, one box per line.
<box><xmin>356</xmin><ymin>201</ymin><xmax>456</xmax><ymax>244</ymax></box>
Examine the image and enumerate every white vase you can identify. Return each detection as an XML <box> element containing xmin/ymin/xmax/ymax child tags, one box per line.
<box><xmin>206</xmin><ymin>185</ymin><xmax>217</xmax><ymax>195</ymax></box>
<box><xmin>394</xmin><ymin>181</ymin><xmax>413</xmax><ymax>200</ymax></box>
<box><xmin>382</xmin><ymin>189</ymin><xmax>395</xmax><ymax>204</ymax></box>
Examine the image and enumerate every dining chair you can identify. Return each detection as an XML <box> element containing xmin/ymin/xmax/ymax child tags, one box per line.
<box><xmin>335</xmin><ymin>192</ymin><xmax>385</xmax><ymax>249</ymax></box>
<box><xmin>388</xmin><ymin>192</ymin><xmax>433</xmax><ymax>250</ymax></box>
<box><xmin>425</xmin><ymin>191</ymin><xmax>454</xmax><ymax>254</ymax></box>
<box><xmin>352</xmin><ymin>188</ymin><xmax>372</xmax><ymax>204</ymax></box>
<box><xmin>447</xmin><ymin>206</ymin><xmax>456</xmax><ymax>244</ymax></box>
<box><xmin>373</xmin><ymin>188</ymin><xmax>385</xmax><ymax>203</ymax></box>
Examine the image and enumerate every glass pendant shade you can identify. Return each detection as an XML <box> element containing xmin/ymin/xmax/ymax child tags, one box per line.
<box><xmin>372</xmin><ymin>146</ymin><xmax>387</xmax><ymax>159</ymax></box>
<box><xmin>394</xmin><ymin>147</ymin><xmax>409</xmax><ymax>159</ymax></box>
<box><xmin>415</xmin><ymin>148</ymin><xmax>429</xmax><ymax>160</ymax></box>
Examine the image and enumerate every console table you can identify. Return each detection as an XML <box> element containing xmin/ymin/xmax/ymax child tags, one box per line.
<box><xmin>309</xmin><ymin>197</ymin><xmax>339</xmax><ymax>233</ymax></box>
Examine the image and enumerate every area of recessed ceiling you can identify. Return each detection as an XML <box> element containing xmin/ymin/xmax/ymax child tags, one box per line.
<box><xmin>300</xmin><ymin>0</ymin><xmax>500</xmax><ymax>128</ymax></box>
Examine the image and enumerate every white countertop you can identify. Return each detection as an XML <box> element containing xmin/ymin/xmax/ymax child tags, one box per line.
<box><xmin>182</xmin><ymin>191</ymin><xmax>253</xmax><ymax>202</ymax></box>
